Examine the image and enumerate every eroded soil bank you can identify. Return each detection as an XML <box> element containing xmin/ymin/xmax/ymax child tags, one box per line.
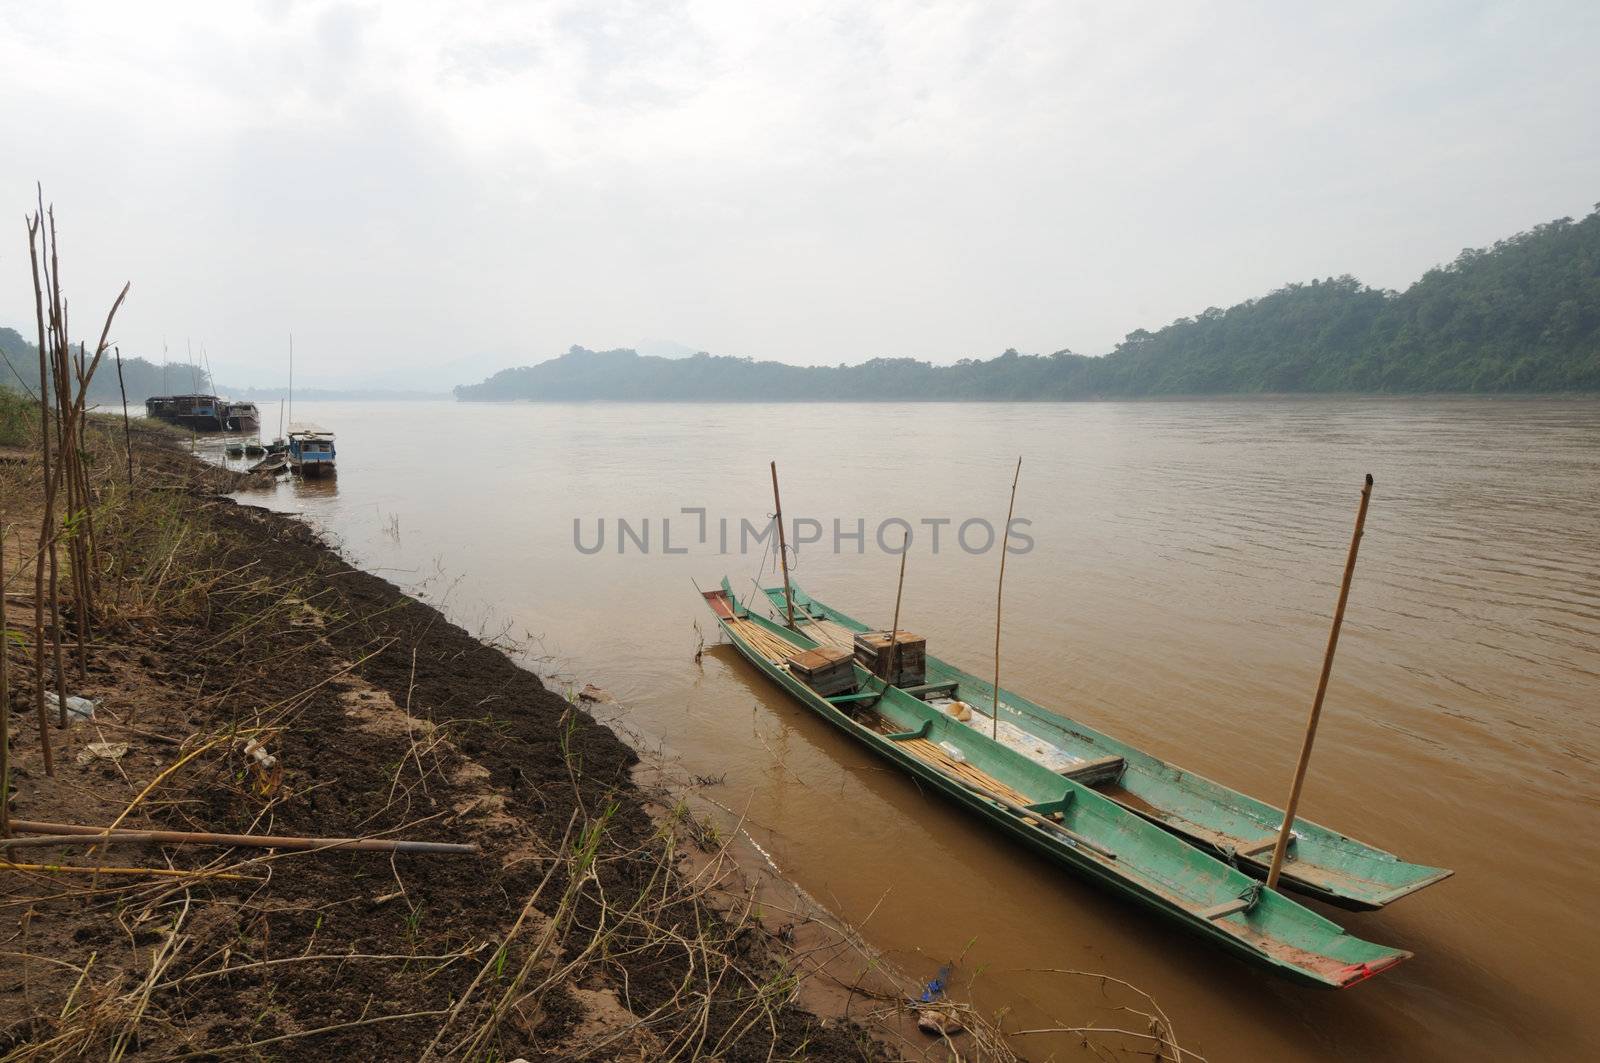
<box><xmin>0</xmin><ymin>427</ymin><xmax>949</xmax><ymax>1060</ymax></box>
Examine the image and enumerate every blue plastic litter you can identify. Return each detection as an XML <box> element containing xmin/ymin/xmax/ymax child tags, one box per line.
<box><xmin>919</xmin><ymin>965</ymin><xmax>951</xmax><ymax>1003</ymax></box>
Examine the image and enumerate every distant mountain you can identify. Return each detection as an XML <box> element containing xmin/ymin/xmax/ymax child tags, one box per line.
<box><xmin>0</xmin><ymin>328</ymin><xmax>212</xmax><ymax>404</ymax></box>
<box><xmin>456</xmin><ymin>205</ymin><xmax>1600</xmax><ymax>400</ymax></box>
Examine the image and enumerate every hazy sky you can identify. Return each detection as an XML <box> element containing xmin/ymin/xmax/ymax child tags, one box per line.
<box><xmin>2</xmin><ymin>2</ymin><xmax>1597</xmax><ymax>389</ymax></box>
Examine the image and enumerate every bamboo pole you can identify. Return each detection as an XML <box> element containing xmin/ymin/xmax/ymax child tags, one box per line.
<box><xmin>1267</xmin><ymin>474</ymin><xmax>1374</xmax><ymax>891</ymax></box>
<box><xmin>769</xmin><ymin>461</ymin><xmax>795</xmax><ymax>627</ymax></box>
<box><xmin>993</xmin><ymin>457</ymin><xmax>1022</xmax><ymax>740</ymax></box>
<box><xmin>7</xmin><ymin>820</ymin><xmax>478</xmax><ymax>855</ymax></box>
<box><xmin>43</xmin><ymin>239</ymin><xmax>71</xmax><ymax>726</ymax></box>
<box><xmin>74</xmin><ymin>340</ymin><xmax>100</xmax><ymax>607</ymax></box>
<box><xmin>884</xmin><ymin>529</ymin><xmax>909</xmax><ymax>690</ymax></box>
<box><xmin>67</xmin><ymin>345</ymin><xmax>91</xmax><ymax>683</ymax></box>
<box><xmin>0</xmin><ymin>860</ymin><xmax>253</xmax><ymax>882</ymax></box>
<box><xmin>25</xmin><ymin>211</ymin><xmax>55</xmax><ymax>775</ymax></box>
<box><xmin>115</xmin><ymin>345</ymin><xmax>133</xmax><ymax>487</ymax></box>
<box><xmin>1</xmin><ymin>525</ymin><xmax>9</xmax><ymax>838</ymax></box>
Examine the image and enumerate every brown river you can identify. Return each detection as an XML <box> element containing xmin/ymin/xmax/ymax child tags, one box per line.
<box><xmin>220</xmin><ymin>397</ymin><xmax>1599</xmax><ymax>1060</ymax></box>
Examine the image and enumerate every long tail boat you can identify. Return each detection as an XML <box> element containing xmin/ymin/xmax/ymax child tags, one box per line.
<box><xmin>761</xmin><ymin>582</ymin><xmax>1451</xmax><ymax>911</ymax></box>
<box><xmin>702</xmin><ymin>581</ymin><xmax>1409</xmax><ymax>988</ymax></box>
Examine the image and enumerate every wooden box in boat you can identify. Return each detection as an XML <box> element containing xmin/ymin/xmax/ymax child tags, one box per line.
<box><xmin>785</xmin><ymin>646</ymin><xmax>856</xmax><ymax>696</ymax></box>
<box><xmin>853</xmin><ymin>630</ymin><xmax>926</xmax><ymax>686</ymax></box>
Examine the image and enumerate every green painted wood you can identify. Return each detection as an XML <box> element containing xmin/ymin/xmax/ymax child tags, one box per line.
<box><xmin>706</xmin><ymin>583</ymin><xmax>1411</xmax><ymax>989</ymax></box>
<box><xmin>766</xmin><ymin>583</ymin><xmax>1452</xmax><ymax>911</ymax></box>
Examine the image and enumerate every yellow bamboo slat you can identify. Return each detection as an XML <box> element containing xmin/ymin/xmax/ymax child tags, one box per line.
<box><xmin>898</xmin><ymin>737</ymin><xmax>1035</xmax><ymax>808</ymax></box>
<box><xmin>726</xmin><ymin>618</ymin><xmax>804</xmax><ymax>665</ymax></box>
<box><xmin>798</xmin><ymin>617</ymin><xmax>854</xmax><ymax>651</ymax></box>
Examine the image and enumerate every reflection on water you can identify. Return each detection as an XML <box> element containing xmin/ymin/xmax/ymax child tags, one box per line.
<box><xmin>233</xmin><ymin>398</ymin><xmax>1600</xmax><ymax>1061</ymax></box>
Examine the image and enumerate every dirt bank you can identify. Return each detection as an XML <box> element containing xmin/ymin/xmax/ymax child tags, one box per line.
<box><xmin>1</xmin><ymin>426</ymin><xmax>942</xmax><ymax>1060</ymax></box>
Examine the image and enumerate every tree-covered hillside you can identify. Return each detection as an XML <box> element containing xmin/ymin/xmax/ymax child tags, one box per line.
<box><xmin>457</xmin><ymin>204</ymin><xmax>1600</xmax><ymax>400</ymax></box>
<box><xmin>0</xmin><ymin>327</ymin><xmax>212</xmax><ymax>404</ymax></box>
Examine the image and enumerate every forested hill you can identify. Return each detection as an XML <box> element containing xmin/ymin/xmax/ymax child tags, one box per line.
<box><xmin>457</xmin><ymin>205</ymin><xmax>1600</xmax><ymax>400</ymax></box>
<box><xmin>0</xmin><ymin>328</ymin><xmax>212</xmax><ymax>404</ymax></box>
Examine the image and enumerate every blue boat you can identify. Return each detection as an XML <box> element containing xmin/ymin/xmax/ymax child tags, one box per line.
<box><xmin>287</xmin><ymin>425</ymin><xmax>337</xmax><ymax>479</ymax></box>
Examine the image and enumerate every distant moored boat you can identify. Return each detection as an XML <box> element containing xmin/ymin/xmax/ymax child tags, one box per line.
<box><xmin>144</xmin><ymin>394</ymin><xmax>259</xmax><ymax>433</ymax></box>
<box><xmin>287</xmin><ymin>425</ymin><xmax>336</xmax><ymax>479</ymax></box>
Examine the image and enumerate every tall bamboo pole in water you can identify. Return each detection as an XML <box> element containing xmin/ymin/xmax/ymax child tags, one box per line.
<box><xmin>885</xmin><ymin>530</ymin><xmax>910</xmax><ymax>691</ymax></box>
<box><xmin>1267</xmin><ymin>474</ymin><xmax>1374</xmax><ymax>890</ymax></box>
<box><xmin>993</xmin><ymin>458</ymin><xmax>1022</xmax><ymax>740</ymax></box>
<box><xmin>770</xmin><ymin>461</ymin><xmax>795</xmax><ymax>627</ymax></box>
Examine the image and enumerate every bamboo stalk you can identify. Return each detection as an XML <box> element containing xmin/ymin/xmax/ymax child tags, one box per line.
<box><xmin>41</xmin><ymin>205</ymin><xmax>74</xmax><ymax>720</ymax></box>
<box><xmin>67</xmin><ymin>345</ymin><xmax>91</xmax><ymax>683</ymax></box>
<box><xmin>993</xmin><ymin>457</ymin><xmax>1022</xmax><ymax>740</ymax></box>
<box><xmin>6</xmin><ymin>820</ymin><xmax>479</xmax><ymax>855</ymax></box>
<box><xmin>0</xmin><ymin>860</ymin><xmax>253</xmax><ymax>882</ymax></box>
<box><xmin>1</xmin><ymin>525</ymin><xmax>9</xmax><ymax>837</ymax></box>
<box><xmin>25</xmin><ymin>210</ymin><xmax>55</xmax><ymax>775</ymax></box>
<box><xmin>115</xmin><ymin>345</ymin><xmax>133</xmax><ymax>487</ymax></box>
<box><xmin>769</xmin><ymin>461</ymin><xmax>795</xmax><ymax>627</ymax></box>
<box><xmin>1266</xmin><ymin>474</ymin><xmax>1374</xmax><ymax>891</ymax></box>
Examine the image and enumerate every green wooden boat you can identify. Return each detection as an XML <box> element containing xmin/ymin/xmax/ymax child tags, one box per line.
<box><xmin>703</xmin><ymin>581</ymin><xmax>1410</xmax><ymax>988</ymax></box>
<box><xmin>762</xmin><ymin>582</ymin><xmax>1451</xmax><ymax>911</ymax></box>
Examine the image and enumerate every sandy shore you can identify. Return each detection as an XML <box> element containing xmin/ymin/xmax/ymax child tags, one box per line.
<box><xmin>0</xmin><ymin>425</ymin><xmax>979</xmax><ymax>1060</ymax></box>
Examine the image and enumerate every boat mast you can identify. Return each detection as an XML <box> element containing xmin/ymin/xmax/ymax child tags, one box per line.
<box><xmin>992</xmin><ymin>457</ymin><xmax>1022</xmax><ymax>740</ymax></box>
<box><xmin>769</xmin><ymin>461</ymin><xmax>795</xmax><ymax>627</ymax></box>
<box><xmin>1267</xmin><ymin>474</ymin><xmax>1374</xmax><ymax>890</ymax></box>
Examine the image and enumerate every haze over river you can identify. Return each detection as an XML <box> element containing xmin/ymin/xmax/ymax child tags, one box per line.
<box><xmin>225</xmin><ymin>397</ymin><xmax>1599</xmax><ymax>1060</ymax></box>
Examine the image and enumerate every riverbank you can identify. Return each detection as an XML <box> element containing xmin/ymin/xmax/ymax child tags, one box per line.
<box><xmin>0</xmin><ymin>424</ymin><xmax>983</xmax><ymax>1060</ymax></box>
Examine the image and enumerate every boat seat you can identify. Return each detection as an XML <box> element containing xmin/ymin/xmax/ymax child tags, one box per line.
<box><xmin>1201</xmin><ymin>884</ymin><xmax>1263</xmax><ymax>921</ymax></box>
<box><xmin>901</xmin><ymin>680</ymin><xmax>959</xmax><ymax>700</ymax></box>
<box><xmin>1025</xmin><ymin>794</ymin><xmax>1074</xmax><ymax>821</ymax></box>
<box><xmin>1058</xmin><ymin>755</ymin><xmax>1126</xmax><ymax>787</ymax></box>
<box><xmin>885</xmin><ymin>721</ymin><xmax>934</xmax><ymax>742</ymax></box>
<box><xmin>1235</xmin><ymin>835</ymin><xmax>1288</xmax><ymax>858</ymax></box>
<box><xmin>1200</xmin><ymin>897</ymin><xmax>1253</xmax><ymax>920</ymax></box>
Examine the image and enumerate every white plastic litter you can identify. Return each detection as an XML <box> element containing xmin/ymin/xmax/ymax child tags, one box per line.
<box><xmin>45</xmin><ymin>692</ymin><xmax>99</xmax><ymax>720</ymax></box>
<box><xmin>76</xmin><ymin>742</ymin><xmax>128</xmax><ymax>766</ymax></box>
<box><xmin>937</xmin><ymin>740</ymin><xmax>968</xmax><ymax>764</ymax></box>
<box><xmin>242</xmin><ymin>738</ymin><xmax>278</xmax><ymax>770</ymax></box>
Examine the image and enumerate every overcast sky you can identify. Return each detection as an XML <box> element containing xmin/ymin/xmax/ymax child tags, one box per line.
<box><xmin>2</xmin><ymin>2</ymin><xmax>1597</xmax><ymax>389</ymax></box>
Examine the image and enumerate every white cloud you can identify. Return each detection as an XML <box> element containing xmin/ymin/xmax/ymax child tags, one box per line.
<box><xmin>0</xmin><ymin>1</ymin><xmax>1596</xmax><ymax>387</ymax></box>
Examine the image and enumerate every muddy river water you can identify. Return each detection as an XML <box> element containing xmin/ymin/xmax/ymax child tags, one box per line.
<box><xmin>224</xmin><ymin>397</ymin><xmax>1598</xmax><ymax>1060</ymax></box>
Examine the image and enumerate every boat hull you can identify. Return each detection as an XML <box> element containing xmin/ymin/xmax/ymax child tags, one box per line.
<box><xmin>764</xmin><ymin>584</ymin><xmax>1451</xmax><ymax>911</ymax></box>
<box><xmin>705</xmin><ymin>585</ymin><xmax>1409</xmax><ymax>988</ymax></box>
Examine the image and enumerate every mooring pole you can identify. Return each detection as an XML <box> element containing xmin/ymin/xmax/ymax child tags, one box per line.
<box><xmin>770</xmin><ymin>461</ymin><xmax>795</xmax><ymax>627</ymax></box>
<box><xmin>1267</xmin><ymin>474</ymin><xmax>1374</xmax><ymax>890</ymax></box>
<box><xmin>993</xmin><ymin>457</ymin><xmax>1022</xmax><ymax>740</ymax></box>
<box><xmin>885</xmin><ymin>530</ymin><xmax>910</xmax><ymax>689</ymax></box>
